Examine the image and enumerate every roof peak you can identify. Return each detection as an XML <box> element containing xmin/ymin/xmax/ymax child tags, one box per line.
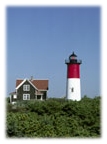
<box><xmin>16</xmin><ymin>79</ymin><xmax>49</xmax><ymax>90</ymax></box>
<box><xmin>16</xmin><ymin>79</ymin><xmax>49</xmax><ymax>80</ymax></box>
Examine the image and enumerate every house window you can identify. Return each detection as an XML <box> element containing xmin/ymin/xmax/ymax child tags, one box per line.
<box><xmin>37</xmin><ymin>95</ymin><xmax>41</xmax><ymax>100</ymax></box>
<box><xmin>13</xmin><ymin>94</ymin><xmax>17</xmax><ymax>99</ymax></box>
<box><xmin>23</xmin><ymin>85</ymin><xmax>30</xmax><ymax>91</ymax></box>
<box><xmin>23</xmin><ymin>94</ymin><xmax>30</xmax><ymax>100</ymax></box>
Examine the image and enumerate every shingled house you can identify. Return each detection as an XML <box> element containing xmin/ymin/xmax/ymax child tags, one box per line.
<box><xmin>9</xmin><ymin>77</ymin><xmax>49</xmax><ymax>104</ymax></box>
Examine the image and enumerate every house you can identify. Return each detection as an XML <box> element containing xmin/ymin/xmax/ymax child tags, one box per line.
<box><xmin>9</xmin><ymin>77</ymin><xmax>49</xmax><ymax>104</ymax></box>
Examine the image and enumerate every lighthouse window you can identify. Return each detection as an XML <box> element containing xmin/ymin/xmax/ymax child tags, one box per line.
<box><xmin>71</xmin><ymin>88</ymin><xmax>74</xmax><ymax>92</ymax></box>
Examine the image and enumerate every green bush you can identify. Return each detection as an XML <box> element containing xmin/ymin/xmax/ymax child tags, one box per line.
<box><xmin>6</xmin><ymin>97</ymin><xmax>101</xmax><ymax>138</ymax></box>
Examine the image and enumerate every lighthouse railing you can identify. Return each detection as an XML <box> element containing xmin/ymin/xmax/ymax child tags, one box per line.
<box><xmin>77</xmin><ymin>60</ymin><xmax>82</xmax><ymax>64</ymax></box>
<box><xmin>65</xmin><ymin>59</ymin><xmax>82</xmax><ymax>64</ymax></box>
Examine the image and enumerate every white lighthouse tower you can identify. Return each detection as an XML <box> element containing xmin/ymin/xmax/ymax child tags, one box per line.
<box><xmin>65</xmin><ymin>52</ymin><xmax>82</xmax><ymax>101</ymax></box>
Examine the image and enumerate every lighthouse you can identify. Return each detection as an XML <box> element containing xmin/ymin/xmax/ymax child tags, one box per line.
<box><xmin>65</xmin><ymin>52</ymin><xmax>82</xmax><ymax>101</ymax></box>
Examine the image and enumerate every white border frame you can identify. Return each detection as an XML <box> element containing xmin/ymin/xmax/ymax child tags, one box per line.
<box><xmin>1</xmin><ymin>0</ymin><xmax>106</xmax><ymax>143</ymax></box>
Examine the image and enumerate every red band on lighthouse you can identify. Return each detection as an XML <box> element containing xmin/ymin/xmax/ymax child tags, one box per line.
<box><xmin>67</xmin><ymin>64</ymin><xmax>80</xmax><ymax>78</ymax></box>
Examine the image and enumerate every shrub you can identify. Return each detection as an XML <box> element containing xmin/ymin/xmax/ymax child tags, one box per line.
<box><xmin>6</xmin><ymin>97</ymin><xmax>101</xmax><ymax>138</ymax></box>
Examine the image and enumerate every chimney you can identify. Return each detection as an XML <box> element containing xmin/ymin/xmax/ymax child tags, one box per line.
<box><xmin>30</xmin><ymin>76</ymin><xmax>33</xmax><ymax>81</ymax></box>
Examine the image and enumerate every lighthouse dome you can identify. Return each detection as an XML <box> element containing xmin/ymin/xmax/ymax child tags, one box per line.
<box><xmin>69</xmin><ymin>52</ymin><xmax>77</xmax><ymax>60</ymax></box>
<box><xmin>65</xmin><ymin>52</ymin><xmax>82</xmax><ymax>64</ymax></box>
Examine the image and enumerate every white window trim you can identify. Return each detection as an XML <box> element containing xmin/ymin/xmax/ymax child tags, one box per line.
<box><xmin>23</xmin><ymin>85</ymin><xmax>30</xmax><ymax>91</ymax></box>
<box><xmin>23</xmin><ymin>94</ymin><xmax>30</xmax><ymax>100</ymax></box>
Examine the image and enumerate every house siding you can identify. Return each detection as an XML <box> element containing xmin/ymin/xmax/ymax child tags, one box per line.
<box><xmin>17</xmin><ymin>81</ymin><xmax>36</xmax><ymax>101</ymax></box>
<box><xmin>42</xmin><ymin>91</ymin><xmax>47</xmax><ymax>100</ymax></box>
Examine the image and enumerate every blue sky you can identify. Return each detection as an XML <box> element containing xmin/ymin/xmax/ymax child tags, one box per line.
<box><xmin>7</xmin><ymin>6</ymin><xmax>100</xmax><ymax>98</ymax></box>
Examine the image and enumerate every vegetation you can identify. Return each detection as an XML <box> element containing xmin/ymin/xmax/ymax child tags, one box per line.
<box><xmin>6</xmin><ymin>96</ymin><xmax>101</xmax><ymax>138</ymax></box>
